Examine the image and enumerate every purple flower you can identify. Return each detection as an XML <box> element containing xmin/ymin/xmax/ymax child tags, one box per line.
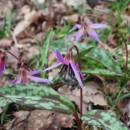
<box><xmin>44</xmin><ymin>49</ymin><xmax>84</xmax><ymax>88</ymax></box>
<box><xmin>68</xmin><ymin>20</ymin><xmax>108</xmax><ymax>42</ymax></box>
<box><xmin>11</xmin><ymin>65</ymin><xmax>51</xmax><ymax>84</ymax></box>
<box><xmin>0</xmin><ymin>51</ymin><xmax>6</xmax><ymax>77</ymax></box>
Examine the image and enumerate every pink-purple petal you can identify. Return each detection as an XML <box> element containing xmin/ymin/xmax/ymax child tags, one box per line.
<box><xmin>87</xmin><ymin>28</ymin><xmax>99</xmax><ymax>41</ymax></box>
<box><xmin>29</xmin><ymin>70</ymin><xmax>42</xmax><ymax>75</ymax></box>
<box><xmin>29</xmin><ymin>76</ymin><xmax>51</xmax><ymax>83</ymax></box>
<box><xmin>87</xmin><ymin>20</ymin><xmax>94</xmax><ymax>25</ymax></box>
<box><xmin>10</xmin><ymin>77</ymin><xmax>17</xmax><ymax>84</ymax></box>
<box><xmin>15</xmin><ymin>76</ymin><xmax>22</xmax><ymax>84</ymax></box>
<box><xmin>74</xmin><ymin>63</ymin><xmax>84</xmax><ymax>79</ymax></box>
<box><xmin>75</xmin><ymin>30</ymin><xmax>84</xmax><ymax>42</ymax></box>
<box><xmin>53</xmin><ymin>49</ymin><xmax>65</xmax><ymax>64</ymax></box>
<box><xmin>70</xmin><ymin>61</ymin><xmax>83</xmax><ymax>88</ymax></box>
<box><xmin>90</xmin><ymin>23</ymin><xmax>108</xmax><ymax>29</ymax></box>
<box><xmin>68</xmin><ymin>32</ymin><xmax>77</xmax><ymax>41</ymax></box>
<box><xmin>0</xmin><ymin>60</ymin><xmax>5</xmax><ymax>77</ymax></box>
<box><xmin>44</xmin><ymin>62</ymin><xmax>62</xmax><ymax>72</ymax></box>
<box><xmin>68</xmin><ymin>30</ymin><xmax>83</xmax><ymax>42</ymax></box>
<box><xmin>70</xmin><ymin>24</ymin><xmax>81</xmax><ymax>32</ymax></box>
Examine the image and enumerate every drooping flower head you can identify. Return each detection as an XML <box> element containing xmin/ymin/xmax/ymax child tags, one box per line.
<box><xmin>44</xmin><ymin>45</ymin><xmax>84</xmax><ymax>88</ymax></box>
<box><xmin>11</xmin><ymin>62</ymin><xmax>51</xmax><ymax>84</ymax></box>
<box><xmin>0</xmin><ymin>50</ymin><xmax>6</xmax><ymax>77</ymax></box>
<box><xmin>68</xmin><ymin>19</ymin><xmax>108</xmax><ymax>42</ymax></box>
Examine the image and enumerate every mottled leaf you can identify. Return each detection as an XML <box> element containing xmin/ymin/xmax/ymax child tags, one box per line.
<box><xmin>82</xmin><ymin>110</ymin><xmax>128</xmax><ymax>130</ymax></box>
<box><xmin>41</xmin><ymin>31</ymin><xmax>51</xmax><ymax>67</ymax></box>
<box><xmin>86</xmin><ymin>48</ymin><xmax>122</xmax><ymax>73</ymax></box>
<box><xmin>0</xmin><ymin>84</ymin><xmax>76</xmax><ymax>114</ymax></box>
<box><xmin>35</xmin><ymin>30</ymin><xmax>52</xmax><ymax>69</ymax></box>
<box><xmin>83</xmin><ymin>69</ymin><xmax>122</xmax><ymax>77</ymax></box>
<box><xmin>79</xmin><ymin>45</ymin><xmax>94</xmax><ymax>56</ymax></box>
<box><xmin>0</xmin><ymin>97</ymin><xmax>11</xmax><ymax>109</ymax></box>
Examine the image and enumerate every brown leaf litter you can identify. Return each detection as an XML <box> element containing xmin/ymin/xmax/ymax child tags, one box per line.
<box><xmin>58</xmin><ymin>81</ymin><xmax>108</xmax><ymax>114</ymax></box>
<box><xmin>4</xmin><ymin>110</ymin><xmax>74</xmax><ymax>130</ymax></box>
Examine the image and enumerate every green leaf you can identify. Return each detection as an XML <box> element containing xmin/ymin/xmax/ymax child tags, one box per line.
<box><xmin>119</xmin><ymin>92</ymin><xmax>130</xmax><ymax>100</ymax></box>
<box><xmin>82</xmin><ymin>110</ymin><xmax>128</xmax><ymax>130</ymax></box>
<box><xmin>0</xmin><ymin>97</ymin><xmax>11</xmax><ymax>109</ymax></box>
<box><xmin>40</xmin><ymin>31</ymin><xmax>51</xmax><ymax>68</ymax></box>
<box><xmin>79</xmin><ymin>45</ymin><xmax>94</xmax><ymax>56</ymax></box>
<box><xmin>34</xmin><ymin>31</ymin><xmax>52</xmax><ymax>69</ymax></box>
<box><xmin>86</xmin><ymin>48</ymin><xmax>122</xmax><ymax>73</ymax></box>
<box><xmin>83</xmin><ymin>69</ymin><xmax>122</xmax><ymax>77</ymax></box>
<box><xmin>0</xmin><ymin>84</ymin><xmax>76</xmax><ymax>114</ymax></box>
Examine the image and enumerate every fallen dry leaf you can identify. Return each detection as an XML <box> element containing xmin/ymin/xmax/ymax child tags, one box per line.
<box><xmin>118</xmin><ymin>98</ymin><xmax>130</xmax><ymax>128</ymax></box>
<box><xmin>21</xmin><ymin>5</ymin><xmax>31</xmax><ymax>15</ymax></box>
<box><xmin>107</xmin><ymin>33</ymin><xmax>118</xmax><ymax>47</ymax></box>
<box><xmin>58</xmin><ymin>81</ymin><xmax>107</xmax><ymax>114</ymax></box>
<box><xmin>31</xmin><ymin>0</ymin><xmax>45</xmax><ymax>6</ymax></box>
<box><xmin>0</xmin><ymin>0</ymin><xmax>13</xmax><ymax>14</ymax></box>
<box><xmin>62</xmin><ymin>0</ymin><xmax>83</xmax><ymax>6</ymax></box>
<box><xmin>13</xmin><ymin>10</ymin><xmax>41</xmax><ymax>37</ymax></box>
<box><xmin>63</xmin><ymin>14</ymin><xmax>79</xmax><ymax>24</ymax></box>
<box><xmin>0</xmin><ymin>39</ymin><xmax>12</xmax><ymax>48</ymax></box>
<box><xmin>12</xmin><ymin>111</ymin><xmax>30</xmax><ymax>126</ymax></box>
<box><xmin>82</xmin><ymin>82</ymin><xmax>107</xmax><ymax>106</ymax></box>
<box><xmin>5</xmin><ymin>110</ymin><xmax>74</xmax><ymax>130</ymax></box>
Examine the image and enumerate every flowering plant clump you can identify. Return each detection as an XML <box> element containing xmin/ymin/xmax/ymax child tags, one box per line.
<box><xmin>0</xmin><ymin>10</ymin><xmax>129</xmax><ymax>130</ymax></box>
<box><xmin>68</xmin><ymin>20</ymin><xmax>108</xmax><ymax>42</ymax></box>
<box><xmin>0</xmin><ymin>17</ymin><xmax>109</xmax><ymax>127</ymax></box>
<box><xmin>11</xmin><ymin>62</ymin><xmax>51</xmax><ymax>84</ymax></box>
<box><xmin>44</xmin><ymin>47</ymin><xmax>84</xmax><ymax>88</ymax></box>
<box><xmin>0</xmin><ymin>50</ymin><xmax>51</xmax><ymax>84</ymax></box>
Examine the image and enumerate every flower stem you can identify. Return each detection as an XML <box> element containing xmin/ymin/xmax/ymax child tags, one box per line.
<box><xmin>70</xmin><ymin>44</ymin><xmax>83</xmax><ymax>120</ymax></box>
<box><xmin>74</xmin><ymin>112</ymin><xmax>82</xmax><ymax>130</ymax></box>
<box><xmin>80</xmin><ymin>87</ymin><xmax>83</xmax><ymax>117</ymax></box>
<box><xmin>6</xmin><ymin>50</ymin><xmax>20</xmax><ymax>62</ymax></box>
<box><xmin>82</xmin><ymin>14</ymin><xmax>128</xmax><ymax>70</ymax></box>
<box><xmin>70</xmin><ymin>45</ymin><xmax>81</xmax><ymax>69</ymax></box>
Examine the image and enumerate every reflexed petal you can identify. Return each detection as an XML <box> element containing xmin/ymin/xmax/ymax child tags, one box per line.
<box><xmin>90</xmin><ymin>23</ymin><xmax>108</xmax><ymax>29</ymax></box>
<box><xmin>68</xmin><ymin>32</ymin><xmax>77</xmax><ymax>41</ymax></box>
<box><xmin>68</xmin><ymin>30</ymin><xmax>83</xmax><ymax>42</ymax></box>
<box><xmin>15</xmin><ymin>76</ymin><xmax>22</xmax><ymax>84</ymax></box>
<box><xmin>75</xmin><ymin>30</ymin><xmax>84</xmax><ymax>42</ymax></box>
<box><xmin>10</xmin><ymin>77</ymin><xmax>17</xmax><ymax>84</ymax></box>
<box><xmin>10</xmin><ymin>75</ymin><xmax>22</xmax><ymax>84</ymax></box>
<box><xmin>53</xmin><ymin>49</ymin><xmax>65</xmax><ymax>64</ymax></box>
<box><xmin>87</xmin><ymin>20</ymin><xmax>94</xmax><ymax>25</ymax></box>
<box><xmin>44</xmin><ymin>62</ymin><xmax>62</xmax><ymax>72</ymax></box>
<box><xmin>70</xmin><ymin>61</ymin><xmax>83</xmax><ymax>88</ymax></box>
<box><xmin>74</xmin><ymin>63</ymin><xmax>84</xmax><ymax>79</ymax></box>
<box><xmin>87</xmin><ymin>28</ymin><xmax>99</xmax><ymax>41</ymax></box>
<box><xmin>30</xmin><ymin>76</ymin><xmax>51</xmax><ymax>83</ymax></box>
<box><xmin>29</xmin><ymin>70</ymin><xmax>42</xmax><ymax>75</ymax></box>
<box><xmin>70</xmin><ymin>24</ymin><xmax>81</xmax><ymax>32</ymax></box>
<box><xmin>0</xmin><ymin>60</ymin><xmax>5</xmax><ymax>77</ymax></box>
